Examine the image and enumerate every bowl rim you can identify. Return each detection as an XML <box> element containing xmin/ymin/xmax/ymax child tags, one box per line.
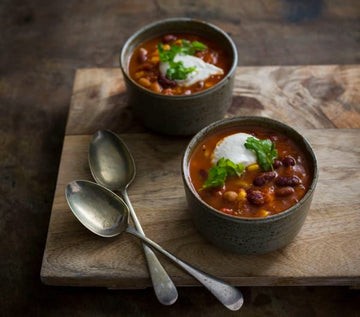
<box><xmin>182</xmin><ymin>116</ymin><xmax>319</xmax><ymax>223</ymax></box>
<box><xmin>119</xmin><ymin>17</ymin><xmax>238</xmax><ymax>99</ymax></box>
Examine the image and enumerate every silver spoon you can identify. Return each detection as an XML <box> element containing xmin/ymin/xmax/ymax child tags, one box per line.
<box><xmin>88</xmin><ymin>130</ymin><xmax>178</xmax><ymax>305</ymax></box>
<box><xmin>65</xmin><ymin>180</ymin><xmax>244</xmax><ymax>311</ymax></box>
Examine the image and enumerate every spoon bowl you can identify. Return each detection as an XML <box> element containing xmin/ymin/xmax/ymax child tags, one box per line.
<box><xmin>65</xmin><ymin>180</ymin><xmax>243</xmax><ymax>311</ymax></box>
<box><xmin>88</xmin><ymin>130</ymin><xmax>135</xmax><ymax>191</ymax></box>
<box><xmin>65</xmin><ymin>179</ymin><xmax>128</xmax><ymax>237</ymax></box>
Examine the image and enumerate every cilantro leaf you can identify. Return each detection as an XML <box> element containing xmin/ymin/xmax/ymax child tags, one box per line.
<box><xmin>244</xmin><ymin>137</ymin><xmax>278</xmax><ymax>171</ymax></box>
<box><xmin>217</xmin><ymin>157</ymin><xmax>245</xmax><ymax>177</ymax></box>
<box><xmin>178</xmin><ymin>40</ymin><xmax>194</xmax><ymax>55</ymax></box>
<box><xmin>158</xmin><ymin>40</ymin><xmax>207</xmax><ymax>80</ymax></box>
<box><xmin>158</xmin><ymin>43</ymin><xmax>179</xmax><ymax>62</ymax></box>
<box><xmin>166</xmin><ymin>61</ymin><xmax>196</xmax><ymax>80</ymax></box>
<box><xmin>177</xmin><ymin>40</ymin><xmax>207</xmax><ymax>56</ymax></box>
<box><xmin>192</xmin><ymin>41</ymin><xmax>207</xmax><ymax>51</ymax></box>
<box><xmin>203</xmin><ymin>165</ymin><xmax>227</xmax><ymax>189</ymax></box>
<box><xmin>202</xmin><ymin>158</ymin><xmax>245</xmax><ymax>189</ymax></box>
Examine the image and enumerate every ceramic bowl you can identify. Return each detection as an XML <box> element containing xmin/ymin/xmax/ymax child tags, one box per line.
<box><xmin>120</xmin><ymin>18</ymin><xmax>238</xmax><ymax>135</ymax></box>
<box><xmin>182</xmin><ymin>116</ymin><xmax>318</xmax><ymax>254</ymax></box>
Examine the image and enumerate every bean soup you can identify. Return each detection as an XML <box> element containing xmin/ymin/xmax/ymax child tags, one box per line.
<box><xmin>188</xmin><ymin>125</ymin><xmax>312</xmax><ymax>218</ymax></box>
<box><xmin>128</xmin><ymin>33</ymin><xmax>231</xmax><ymax>95</ymax></box>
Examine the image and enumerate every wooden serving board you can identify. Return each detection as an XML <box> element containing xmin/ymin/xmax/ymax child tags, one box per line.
<box><xmin>41</xmin><ymin>67</ymin><xmax>360</xmax><ymax>288</ymax></box>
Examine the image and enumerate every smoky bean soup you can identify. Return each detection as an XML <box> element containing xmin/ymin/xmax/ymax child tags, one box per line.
<box><xmin>189</xmin><ymin>125</ymin><xmax>312</xmax><ymax>218</ymax></box>
<box><xmin>128</xmin><ymin>33</ymin><xmax>231</xmax><ymax>95</ymax></box>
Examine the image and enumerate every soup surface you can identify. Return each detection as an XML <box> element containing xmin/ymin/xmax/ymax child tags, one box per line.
<box><xmin>128</xmin><ymin>33</ymin><xmax>231</xmax><ymax>95</ymax></box>
<box><xmin>188</xmin><ymin>126</ymin><xmax>312</xmax><ymax>218</ymax></box>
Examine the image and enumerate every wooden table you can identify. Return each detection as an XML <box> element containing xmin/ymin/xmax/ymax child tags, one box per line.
<box><xmin>41</xmin><ymin>66</ymin><xmax>360</xmax><ymax>288</ymax></box>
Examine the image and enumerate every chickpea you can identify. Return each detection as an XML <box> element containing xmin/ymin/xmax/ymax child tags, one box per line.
<box><xmin>162</xmin><ymin>89</ymin><xmax>173</xmax><ymax>95</ymax></box>
<box><xmin>134</xmin><ymin>71</ymin><xmax>145</xmax><ymax>79</ymax></box>
<box><xmin>223</xmin><ymin>191</ymin><xmax>238</xmax><ymax>202</ymax></box>
<box><xmin>138</xmin><ymin>77</ymin><xmax>151</xmax><ymax>87</ymax></box>
<box><xmin>150</xmin><ymin>81</ymin><xmax>162</xmax><ymax>93</ymax></box>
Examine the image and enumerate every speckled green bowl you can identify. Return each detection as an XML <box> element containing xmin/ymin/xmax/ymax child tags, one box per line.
<box><xmin>182</xmin><ymin>116</ymin><xmax>318</xmax><ymax>254</ymax></box>
<box><xmin>120</xmin><ymin>18</ymin><xmax>238</xmax><ymax>135</ymax></box>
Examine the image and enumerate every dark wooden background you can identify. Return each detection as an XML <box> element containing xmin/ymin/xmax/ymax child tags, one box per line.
<box><xmin>1</xmin><ymin>0</ymin><xmax>359</xmax><ymax>316</ymax></box>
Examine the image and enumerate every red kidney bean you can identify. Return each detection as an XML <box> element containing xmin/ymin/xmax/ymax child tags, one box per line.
<box><xmin>272</xmin><ymin>159</ymin><xmax>283</xmax><ymax>169</ymax></box>
<box><xmin>163</xmin><ymin>34</ymin><xmax>177</xmax><ymax>43</ymax></box>
<box><xmin>275</xmin><ymin>186</ymin><xmax>295</xmax><ymax>197</ymax></box>
<box><xmin>158</xmin><ymin>73</ymin><xmax>177</xmax><ymax>88</ymax></box>
<box><xmin>275</xmin><ymin>176</ymin><xmax>300</xmax><ymax>187</ymax></box>
<box><xmin>253</xmin><ymin>171</ymin><xmax>277</xmax><ymax>186</ymax></box>
<box><xmin>282</xmin><ymin>156</ymin><xmax>296</xmax><ymax>167</ymax></box>
<box><xmin>246</xmin><ymin>189</ymin><xmax>265</xmax><ymax>205</ymax></box>
<box><xmin>211</xmin><ymin>52</ymin><xmax>218</xmax><ymax>64</ymax></box>
<box><xmin>138</xmin><ymin>48</ymin><xmax>148</xmax><ymax>63</ymax></box>
<box><xmin>204</xmin><ymin>52</ymin><xmax>218</xmax><ymax>64</ymax></box>
<box><xmin>199</xmin><ymin>169</ymin><xmax>208</xmax><ymax>180</ymax></box>
<box><xmin>139</xmin><ymin>63</ymin><xmax>155</xmax><ymax>71</ymax></box>
<box><xmin>253</xmin><ymin>176</ymin><xmax>265</xmax><ymax>186</ymax></box>
<box><xmin>197</xmin><ymin>81</ymin><xmax>204</xmax><ymax>89</ymax></box>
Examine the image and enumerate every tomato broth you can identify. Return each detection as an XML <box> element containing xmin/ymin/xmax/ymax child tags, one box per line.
<box><xmin>128</xmin><ymin>33</ymin><xmax>231</xmax><ymax>95</ymax></box>
<box><xmin>189</xmin><ymin>126</ymin><xmax>312</xmax><ymax>218</ymax></box>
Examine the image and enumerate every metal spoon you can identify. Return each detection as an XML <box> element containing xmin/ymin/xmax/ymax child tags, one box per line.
<box><xmin>88</xmin><ymin>130</ymin><xmax>178</xmax><ymax>305</ymax></box>
<box><xmin>65</xmin><ymin>180</ymin><xmax>244</xmax><ymax>311</ymax></box>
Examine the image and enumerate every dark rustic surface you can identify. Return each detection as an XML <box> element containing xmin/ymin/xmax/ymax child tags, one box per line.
<box><xmin>1</xmin><ymin>0</ymin><xmax>360</xmax><ymax>316</ymax></box>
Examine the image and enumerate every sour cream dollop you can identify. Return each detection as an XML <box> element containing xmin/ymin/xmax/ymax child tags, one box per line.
<box><xmin>159</xmin><ymin>54</ymin><xmax>224</xmax><ymax>87</ymax></box>
<box><xmin>211</xmin><ymin>133</ymin><xmax>258</xmax><ymax>167</ymax></box>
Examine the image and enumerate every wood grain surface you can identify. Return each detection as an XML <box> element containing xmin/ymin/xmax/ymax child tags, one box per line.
<box><xmin>41</xmin><ymin>67</ymin><xmax>360</xmax><ymax>288</ymax></box>
<box><xmin>66</xmin><ymin>66</ymin><xmax>360</xmax><ymax>136</ymax></box>
<box><xmin>41</xmin><ymin>130</ymin><xmax>360</xmax><ymax>287</ymax></box>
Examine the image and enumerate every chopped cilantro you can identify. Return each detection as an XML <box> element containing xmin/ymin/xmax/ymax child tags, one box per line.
<box><xmin>166</xmin><ymin>61</ymin><xmax>196</xmax><ymax>80</ymax></box>
<box><xmin>158</xmin><ymin>43</ymin><xmax>180</xmax><ymax>62</ymax></box>
<box><xmin>202</xmin><ymin>158</ymin><xmax>245</xmax><ymax>189</ymax></box>
<box><xmin>192</xmin><ymin>41</ymin><xmax>207</xmax><ymax>51</ymax></box>
<box><xmin>178</xmin><ymin>40</ymin><xmax>207</xmax><ymax>56</ymax></box>
<box><xmin>244</xmin><ymin>137</ymin><xmax>278</xmax><ymax>171</ymax></box>
<box><xmin>158</xmin><ymin>40</ymin><xmax>207</xmax><ymax>80</ymax></box>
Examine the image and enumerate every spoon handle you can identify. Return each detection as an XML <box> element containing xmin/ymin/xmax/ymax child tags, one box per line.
<box><xmin>125</xmin><ymin>226</ymin><xmax>244</xmax><ymax>311</ymax></box>
<box><xmin>122</xmin><ymin>191</ymin><xmax>178</xmax><ymax>306</ymax></box>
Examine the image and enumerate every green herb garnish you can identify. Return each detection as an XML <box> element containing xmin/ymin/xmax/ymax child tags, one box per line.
<box><xmin>244</xmin><ymin>137</ymin><xmax>278</xmax><ymax>171</ymax></box>
<box><xmin>158</xmin><ymin>40</ymin><xmax>207</xmax><ymax>80</ymax></box>
<box><xmin>202</xmin><ymin>158</ymin><xmax>245</xmax><ymax>189</ymax></box>
<box><xmin>179</xmin><ymin>40</ymin><xmax>207</xmax><ymax>55</ymax></box>
<box><xmin>158</xmin><ymin>42</ymin><xmax>180</xmax><ymax>62</ymax></box>
<box><xmin>166</xmin><ymin>60</ymin><xmax>196</xmax><ymax>80</ymax></box>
